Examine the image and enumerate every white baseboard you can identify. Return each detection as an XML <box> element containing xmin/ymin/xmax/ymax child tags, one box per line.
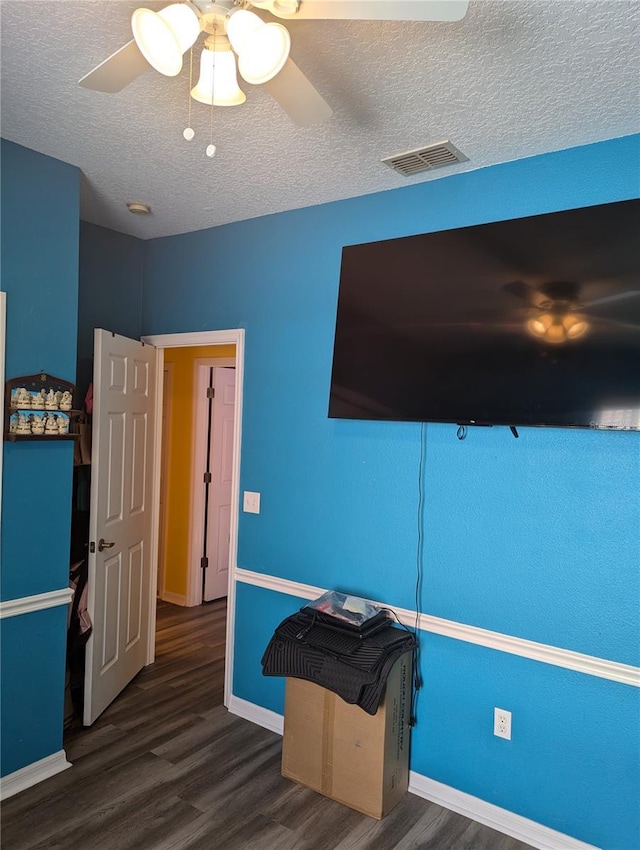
<box><xmin>226</xmin><ymin>695</ymin><xmax>600</xmax><ymax>850</ymax></box>
<box><xmin>227</xmin><ymin>694</ymin><xmax>284</xmax><ymax>735</ymax></box>
<box><xmin>408</xmin><ymin>773</ymin><xmax>600</xmax><ymax>850</ymax></box>
<box><xmin>160</xmin><ymin>590</ymin><xmax>188</xmax><ymax>607</ymax></box>
<box><xmin>0</xmin><ymin>750</ymin><xmax>71</xmax><ymax>800</ymax></box>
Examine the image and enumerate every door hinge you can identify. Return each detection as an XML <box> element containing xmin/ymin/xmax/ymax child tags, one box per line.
<box><xmin>203</xmin><ymin>471</ymin><xmax>212</xmax><ymax>484</ymax></box>
<box><xmin>207</xmin><ymin>387</ymin><xmax>215</xmax><ymax>399</ymax></box>
<box><xmin>201</xmin><ymin>557</ymin><xmax>208</xmax><ymax>570</ymax></box>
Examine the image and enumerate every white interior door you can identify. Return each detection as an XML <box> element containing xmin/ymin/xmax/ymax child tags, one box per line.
<box><xmin>204</xmin><ymin>367</ymin><xmax>235</xmax><ymax>602</ymax></box>
<box><xmin>84</xmin><ymin>329</ymin><xmax>156</xmax><ymax>725</ymax></box>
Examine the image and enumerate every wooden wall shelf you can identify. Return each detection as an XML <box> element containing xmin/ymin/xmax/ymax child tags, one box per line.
<box><xmin>5</xmin><ymin>373</ymin><xmax>80</xmax><ymax>442</ymax></box>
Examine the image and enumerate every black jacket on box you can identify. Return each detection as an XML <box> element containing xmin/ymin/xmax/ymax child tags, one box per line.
<box><xmin>261</xmin><ymin>612</ymin><xmax>416</xmax><ymax>715</ymax></box>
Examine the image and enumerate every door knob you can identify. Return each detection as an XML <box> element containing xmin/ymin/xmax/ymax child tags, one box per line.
<box><xmin>98</xmin><ymin>538</ymin><xmax>115</xmax><ymax>552</ymax></box>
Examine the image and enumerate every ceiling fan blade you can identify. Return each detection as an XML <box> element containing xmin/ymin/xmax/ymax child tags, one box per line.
<box><xmin>259</xmin><ymin>0</ymin><xmax>468</xmax><ymax>21</ymax></box>
<box><xmin>503</xmin><ymin>280</ymin><xmax>542</xmax><ymax>303</ymax></box>
<box><xmin>581</xmin><ymin>290</ymin><xmax>640</xmax><ymax>309</ymax></box>
<box><xmin>79</xmin><ymin>40</ymin><xmax>151</xmax><ymax>93</ymax></box>
<box><xmin>262</xmin><ymin>58</ymin><xmax>333</xmax><ymax>127</ymax></box>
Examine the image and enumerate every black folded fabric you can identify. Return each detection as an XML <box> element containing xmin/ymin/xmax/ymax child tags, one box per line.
<box><xmin>261</xmin><ymin>612</ymin><xmax>416</xmax><ymax>715</ymax></box>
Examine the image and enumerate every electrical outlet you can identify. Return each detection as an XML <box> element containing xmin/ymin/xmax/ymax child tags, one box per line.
<box><xmin>494</xmin><ymin>707</ymin><xmax>512</xmax><ymax>740</ymax></box>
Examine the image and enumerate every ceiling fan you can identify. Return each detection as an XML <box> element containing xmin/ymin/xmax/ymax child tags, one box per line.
<box><xmin>503</xmin><ymin>280</ymin><xmax>640</xmax><ymax>344</ymax></box>
<box><xmin>79</xmin><ymin>0</ymin><xmax>469</xmax><ymax>128</ymax></box>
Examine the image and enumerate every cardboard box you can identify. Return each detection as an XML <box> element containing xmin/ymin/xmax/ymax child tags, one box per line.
<box><xmin>281</xmin><ymin>651</ymin><xmax>412</xmax><ymax>819</ymax></box>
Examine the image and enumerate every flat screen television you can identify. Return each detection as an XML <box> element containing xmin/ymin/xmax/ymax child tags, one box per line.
<box><xmin>328</xmin><ymin>199</ymin><xmax>640</xmax><ymax>431</ymax></box>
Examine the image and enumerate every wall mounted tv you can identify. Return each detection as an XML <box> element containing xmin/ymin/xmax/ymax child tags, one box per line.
<box><xmin>328</xmin><ymin>199</ymin><xmax>640</xmax><ymax>431</ymax></box>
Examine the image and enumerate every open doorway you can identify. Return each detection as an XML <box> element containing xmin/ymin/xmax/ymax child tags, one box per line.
<box><xmin>156</xmin><ymin>346</ymin><xmax>236</xmax><ymax>608</ymax></box>
<box><xmin>143</xmin><ymin>329</ymin><xmax>244</xmax><ymax>710</ymax></box>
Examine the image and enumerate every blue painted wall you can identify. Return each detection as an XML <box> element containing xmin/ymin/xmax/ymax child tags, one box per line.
<box><xmin>1</xmin><ymin>139</ymin><xmax>80</xmax><ymax>775</ymax></box>
<box><xmin>0</xmin><ymin>607</ymin><xmax>69</xmax><ymax>777</ymax></box>
<box><xmin>143</xmin><ymin>135</ymin><xmax>640</xmax><ymax>850</ymax></box>
<box><xmin>77</xmin><ymin>221</ymin><xmax>144</xmax><ymax>396</ymax></box>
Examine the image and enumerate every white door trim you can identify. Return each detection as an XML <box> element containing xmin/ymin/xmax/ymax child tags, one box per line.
<box><xmin>157</xmin><ymin>361</ymin><xmax>174</xmax><ymax>602</ymax></box>
<box><xmin>141</xmin><ymin>330</ymin><xmax>244</xmax><ymax>709</ymax></box>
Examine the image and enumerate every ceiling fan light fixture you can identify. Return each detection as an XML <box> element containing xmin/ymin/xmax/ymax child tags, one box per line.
<box><xmin>191</xmin><ymin>37</ymin><xmax>246</xmax><ymax>106</ymax></box>
<box><xmin>132</xmin><ymin>4</ymin><xmax>200</xmax><ymax>77</ymax></box>
<box><xmin>527</xmin><ymin>311</ymin><xmax>589</xmax><ymax>343</ymax></box>
<box><xmin>227</xmin><ymin>9</ymin><xmax>291</xmax><ymax>85</ymax></box>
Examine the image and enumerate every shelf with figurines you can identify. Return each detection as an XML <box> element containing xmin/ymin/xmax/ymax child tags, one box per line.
<box><xmin>5</xmin><ymin>373</ymin><xmax>81</xmax><ymax>442</ymax></box>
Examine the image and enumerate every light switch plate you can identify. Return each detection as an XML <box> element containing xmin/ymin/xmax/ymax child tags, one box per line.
<box><xmin>243</xmin><ymin>491</ymin><xmax>260</xmax><ymax>514</ymax></box>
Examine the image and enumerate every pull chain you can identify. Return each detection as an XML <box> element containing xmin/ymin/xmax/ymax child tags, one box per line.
<box><xmin>183</xmin><ymin>47</ymin><xmax>195</xmax><ymax>141</ymax></box>
<box><xmin>206</xmin><ymin>27</ymin><xmax>217</xmax><ymax>157</ymax></box>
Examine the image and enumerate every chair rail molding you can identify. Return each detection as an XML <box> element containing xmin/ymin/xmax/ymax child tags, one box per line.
<box><xmin>233</xmin><ymin>568</ymin><xmax>640</xmax><ymax>687</ymax></box>
<box><xmin>0</xmin><ymin>588</ymin><xmax>73</xmax><ymax>619</ymax></box>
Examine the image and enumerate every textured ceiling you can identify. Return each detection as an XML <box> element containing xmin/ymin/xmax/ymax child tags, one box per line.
<box><xmin>1</xmin><ymin>0</ymin><xmax>638</xmax><ymax>240</ymax></box>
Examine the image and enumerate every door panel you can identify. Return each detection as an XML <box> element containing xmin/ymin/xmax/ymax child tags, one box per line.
<box><xmin>126</xmin><ymin>542</ymin><xmax>144</xmax><ymax>647</ymax></box>
<box><xmin>102</xmin><ymin>553</ymin><xmax>121</xmax><ymax>670</ymax></box>
<box><xmin>130</xmin><ymin>414</ymin><xmax>147</xmax><ymax>513</ymax></box>
<box><xmin>84</xmin><ymin>329</ymin><xmax>156</xmax><ymax>725</ymax></box>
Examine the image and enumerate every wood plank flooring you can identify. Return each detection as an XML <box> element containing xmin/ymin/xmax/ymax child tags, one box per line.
<box><xmin>2</xmin><ymin>600</ymin><xmax>535</xmax><ymax>850</ymax></box>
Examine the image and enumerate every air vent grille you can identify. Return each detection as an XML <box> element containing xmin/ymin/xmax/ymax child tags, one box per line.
<box><xmin>382</xmin><ymin>141</ymin><xmax>468</xmax><ymax>177</ymax></box>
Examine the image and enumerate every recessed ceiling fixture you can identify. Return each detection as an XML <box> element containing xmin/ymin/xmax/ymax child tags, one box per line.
<box><xmin>126</xmin><ymin>201</ymin><xmax>151</xmax><ymax>215</ymax></box>
<box><xmin>382</xmin><ymin>141</ymin><xmax>469</xmax><ymax>177</ymax></box>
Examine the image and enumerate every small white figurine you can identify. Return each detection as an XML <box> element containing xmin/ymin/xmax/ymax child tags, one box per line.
<box><xmin>58</xmin><ymin>416</ymin><xmax>69</xmax><ymax>435</ymax></box>
<box><xmin>45</xmin><ymin>389</ymin><xmax>58</xmax><ymax>410</ymax></box>
<box><xmin>9</xmin><ymin>414</ymin><xmax>17</xmax><ymax>433</ymax></box>
<box><xmin>16</xmin><ymin>412</ymin><xmax>31</xmax><ymax>433</ymax></box>
<box><xmin>59</xmin><ymin>391</ymin><xmax>73</xmax><ymax>411</ymax></box>
<box><xmin>31</xmin><ymin>390</ymin><xmax>45</xmax><ymax>409</ymax></box>
<box><xmin>13</xmin><ymin>388</ymin><xmax>31</xmax><ymax>408</ymax></box>
<box><xmin>31</xmin><ymin>414</ymin><xmax>45</xmax><ymax>435</ymax></box>
<box><xmin>45</xmin><ymin>413</ymin><xmax>58</xmax><ymax>433</ymax></box>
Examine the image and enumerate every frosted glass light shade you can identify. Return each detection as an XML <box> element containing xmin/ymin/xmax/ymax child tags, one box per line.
<box><xmin>191</xmin><ymin>42</ymin><xmax>246</xmax><ymax>106</ymax></box>
<box><xmin>562</xmin><ymin>314</ymin><xmax>589</xmax><ymax>339</ymax></box>
<box><xmin>227</xmin><ymin>8</ymin><xmax>291</xmax><ymax>85</ymax></box>
<box><xmin>132</xmin><ymin>4</ymin><xmax>200</xmax><ymax>77</ymax></box>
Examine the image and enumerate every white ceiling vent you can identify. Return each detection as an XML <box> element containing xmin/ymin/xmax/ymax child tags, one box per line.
<box><xmin>382</xmin><ymin>141</ymin><xmax>468</xmax><ymax>177</ymax></box>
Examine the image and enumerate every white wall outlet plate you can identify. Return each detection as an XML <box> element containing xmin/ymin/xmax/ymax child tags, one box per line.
<box><xmin>494</xmin><ymin>707</ymin><xmax>512</xmax><ymax>740</ymax></box>
<box><xmin>243</xmin><ymin>491</ymin><xmax>260</xmax><ymax>514</ymax></box>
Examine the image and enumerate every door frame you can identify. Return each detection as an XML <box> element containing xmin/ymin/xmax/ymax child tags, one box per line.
<box><xmin>157</xmin><ymin>360</ymin><xmax>174</xmax><ymax>602</ymax></box>
<box><xmin>142</xmin><ymin>329</ymin><xmax>244</xmax><ymax>709</ymax></box>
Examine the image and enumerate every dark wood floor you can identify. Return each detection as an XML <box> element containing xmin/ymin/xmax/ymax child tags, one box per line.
<box><xmin>2</xmin><ymin>600</ymin><xmax>535</xmax><ymax>850</ymax></box>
